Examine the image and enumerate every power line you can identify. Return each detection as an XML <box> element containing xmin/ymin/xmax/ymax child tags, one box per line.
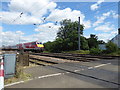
<box><xmin>1</xmin><ymin>2</ymin><xmax>118</xmax><ymax>27</ymax></box>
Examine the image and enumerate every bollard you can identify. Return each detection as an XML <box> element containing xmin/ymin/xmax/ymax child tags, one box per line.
<box><xmin>0</xmin><ymin>56</ymin><xmax>4</xmax><ymax>90</ymax></box>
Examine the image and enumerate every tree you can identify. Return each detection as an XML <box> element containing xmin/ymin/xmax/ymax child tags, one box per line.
<box><xmin>80</xmin><ymin>36</ymin><xmax>89</xmax><ymax>50</ymax></box>
<box><xmin>87</xmin><ymin>34</ymin><xmax>99</xmax><ymax>49</ymax></box>
<box><xmin>57</xmin><ymin>19</ymin><xmax>85</xmax><ymax>51</ymax></box>
<box><xmin>98</xmin><ymin>40</ymin><xmax>105</xmax><ymax>44</ymax></box>
<box><xmin>44</xmin><ymin>19</ymin><xmax>88</xmax><ymax>52</ymax></box>
<box><xmin>57</xmin><ymin>19</ymin><xmax>84</xmax><ymax>40</ymax></box>
<box><xmin>105</xmin><ymin>41</ymin><xmax>118</xmax><ymax>53</ymax></box>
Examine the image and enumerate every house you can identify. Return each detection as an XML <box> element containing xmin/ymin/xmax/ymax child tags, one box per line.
<box><xmin>110</xmin><ymin>28</ymin><xmax>120</xmax><ymax>48</ymax></box>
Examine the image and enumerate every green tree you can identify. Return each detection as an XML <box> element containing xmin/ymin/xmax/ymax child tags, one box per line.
<box><xmin>81</xmin><ymin>36</ymin><xmax>89</xmax><ymax>50</ymax></box>
<box><xmin>98</xmin><ymin>40</ymin><xmax>105</xmax><ymax>44</ymax></box>
<box><xmin>105</xmin><ymin>41</ymin><xmax>118</xmax><ymax>53</ymax></box>
<box><xmin>44</xmin><ymin>19</ymin><xmax>88</xmax><ymax>52</ymax></box>
<box><xmin>57</xmin><ymin>19</ymin><xmax>84</xmax><ymax>39</ymax></box>
<box><xmin>87</xmin><ymin>34</ymin><xmax>99</xmax><ymax>49</ymax></box>
<box><xmin>57</xmin><ymin>19</ymin><xmax>85</xmax><ymax>51</ymax></box>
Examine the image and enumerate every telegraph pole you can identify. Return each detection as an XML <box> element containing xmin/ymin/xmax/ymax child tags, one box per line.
<box><xmin>78</xmin><ymin>17</ymin><xmax>81</xmax><ymax>50</ymax></box>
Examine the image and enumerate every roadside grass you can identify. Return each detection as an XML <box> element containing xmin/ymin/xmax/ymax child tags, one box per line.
<box><xmin>106</xmin><ymin>50</ymin><xmax>120</xmax><ymax>56</ymax></box>
<box><xmin>5</xmin><ymin>62</ymin><xmax>32</xmax><ymax>85</ymax></box>
<box><xmin>43</xmin><ymin>49</ymin><xmax>120</xmax><ymax>56</ymax></box>
<box><xmin>62</xmin><ymin>50</ymin><xmax>90</xmax><ymax>54</ymax></box>
<box><xmin>42</xmin><ymin>51</ymin><xmax>50</xmax><ymax>53</ymax></box>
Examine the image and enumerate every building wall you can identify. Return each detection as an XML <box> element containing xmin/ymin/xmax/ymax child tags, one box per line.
<box><xmin>111</xmin><ymin>34</ymin><xmax>120</xmax><ymax>48</ymax></box>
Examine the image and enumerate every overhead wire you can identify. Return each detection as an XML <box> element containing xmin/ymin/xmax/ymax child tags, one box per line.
<box><xmin>1</xmin><ymin>2</ymin><xmax>118</xmax><ymax>28</ymax></box>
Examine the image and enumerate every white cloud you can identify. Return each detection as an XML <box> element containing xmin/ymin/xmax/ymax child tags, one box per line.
<box><xmin>1</xmin><ymin>0</ymin><xmax>57</xmax><ymax>25</ymax></box>
<box><xmin>9</xmin><ymin>0</ymin><xmax>57</xmax><ymax>17</ymax></box>
<box><xmin>47</xmin><ymin>8</ymin><xmax>85</xmax><ymax>22</ymax></box>
<box><xmin>0</xmin><ymin>26</ymin><xmax>3</xmax><ymax>47</ymax></box>
<box><xmin>94</xmin><ymin>22</ymin><xmax>115</xmax><ymax>32</ymax></box>
<box><xmin>97</xmin><ymin>29</ymin><xmax>117</xmax><ymax>42</ymax></box>
<box><xmin>112</xmin><ymin>12</ymin><xmax>119</xmax><ymax>19</ymax></box>
<box><xmin>1</xmin><ymin>11</ymin><xmax>42</xmax><ymax>25</ymax></box>
<box><xmin>93</xmin><ymin>11</ymin><xmax>118</xmax><ymax>27</ymax></box>
<box><xmin>90</xmin><ymin>0</ymin><xmax>104</xmax><ymax>11</ymax></box>
<box><xmin>97</xmin><ymin>33</ymin><xmax>112</xmax><ymax>42</ymax></box>
<box><xmin>1</xmin><ymin>30</ymin><xmax>24</xmax><ymax>46</ymax></box>
<box><xmin>47</xmin><ymin>8</ymin><xmax>91</xmax><ymax>29</ymax></box>
<box><xmin>0</xmin><ymin>26</ymin><xmax>2</xmax><ymax>32</ymax></box>
<box><xmin>0</xmin><ymin>22</ymin><xmax>61</xmax><ymax>46</ymax></box>
<box><xmin>0</xmin><ymin>0</ymin><xmax>93</xmax><ymax>46</ymax></box>
<box><xmin>83</xmin><ymin>20</ymin><xmax>91</xmax><ymax>29</ymax></box>
<box><xmin>35</xmin><ymin>23</ymin><xmax>60</xmax><ymax>42</ymax></box>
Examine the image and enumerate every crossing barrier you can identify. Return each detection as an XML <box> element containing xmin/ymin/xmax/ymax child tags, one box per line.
<box><xmin>0</xmin><ymin>55</ymin><xmax>4</xmax><ymax>90</ymax></box>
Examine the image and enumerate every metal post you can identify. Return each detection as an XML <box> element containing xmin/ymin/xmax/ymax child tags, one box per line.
<box><xmin>78</xmin><ymin>17</ymin><xmax>81</xmax><ymax>50</ymax></box>
<box><xmin>0</xmin><ymin>55</ymin><xmax>4</xmax><ymax>90</ymax></box>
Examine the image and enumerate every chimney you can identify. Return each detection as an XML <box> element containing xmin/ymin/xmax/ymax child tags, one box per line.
<box><xmin>118</xmin><ymin>28</ymin><xmax>120</xmax><ymax>35</ymax></box>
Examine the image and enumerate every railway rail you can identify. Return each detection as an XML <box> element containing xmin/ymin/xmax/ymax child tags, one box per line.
<box><xmin>30</xmin><ymin>53</ymin><xmax>119</xmax><ymax>62</ymax></box>
<box><xmin>29</xmin><ymin>52</ymin><xmax>119</xmax><ymax>66</ymax></box>
<box><xmin>29</xmin><ymin>53</ymin><xmax>120</xmax><ymax>86</ymax></box>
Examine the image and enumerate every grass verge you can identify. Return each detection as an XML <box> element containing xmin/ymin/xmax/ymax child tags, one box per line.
<box><xmin>5</xmin><ymin>62</ymin><xmax>31</xmax><ymax>85</ymax></box>
<box><xmin>62</xmin><ymin>50</ymin><xmax>90</xmax><ymax>54</ymax></box>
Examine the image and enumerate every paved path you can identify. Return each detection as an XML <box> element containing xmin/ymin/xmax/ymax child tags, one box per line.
<box><xmin>5</xmin><ymin>58</ymin><xmax>119</xmax><ymax>88</ymax></box>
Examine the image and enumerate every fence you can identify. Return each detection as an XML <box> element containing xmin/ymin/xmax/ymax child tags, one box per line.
<box><xmin>18</xmin><ymin>52</ymin><xmax>29</xmax><ymax>66</ymax></box>
<box><xmin>0</xmin><ymin>55</ymin><xmax>4</xmax><ymax>90</ymax></box>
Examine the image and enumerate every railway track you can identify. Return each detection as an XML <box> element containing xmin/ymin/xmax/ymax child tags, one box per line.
<box><xmin>28</xmin><ymin>53</ymin><xmax>120</xmax><ymax>86</ymax></box>
<box><xmin>29</xmin><ymin>52</ymin><xmax>119</xmax><ymax>66</ymax></box>
<box><xmin>29</xmin><ymin>53</ymin><xmax>80</xmax><ymax>66</ymax></box>
<box><xmin>30</xmin><ymin>53</ymin><xmax>118</xmax><ymax>63</ymax></box>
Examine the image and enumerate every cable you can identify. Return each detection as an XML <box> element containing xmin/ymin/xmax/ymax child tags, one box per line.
<box><xmin>13</xmin><ymin>12</ymin><xmax>23</xmax><ymax>22</ymax></box>
<box><xmin>1</xmin><ymin>2</ymin><xmax>118</xmax><ymax>27</ymax></box>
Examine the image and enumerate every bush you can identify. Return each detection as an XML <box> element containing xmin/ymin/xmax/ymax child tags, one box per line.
<box><xmin>105</xmin><ymin>41</ymin><xmax>118</xmax><ymax>53</ymax></box>
<box><xmin>90</xmin><ymin>48</ymin><xmax>102</xmax><ymax>55</ymax></box>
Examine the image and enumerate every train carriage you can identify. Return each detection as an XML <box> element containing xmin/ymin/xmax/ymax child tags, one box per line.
<box><xmin>2</xmin><ymin>41</ymin><xmax>44</xmax><ymax>52</ymax></box>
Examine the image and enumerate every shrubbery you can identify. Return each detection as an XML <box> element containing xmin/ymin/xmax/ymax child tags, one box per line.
<box><xmin>90</xmin><ymin>48</ymin><xmax>102</xmax><ymax>55</ymax></box>
<box><xmin>105</xmin><ymin>41</ymin><xmax>118</xmax><ymax>53</ymax></box>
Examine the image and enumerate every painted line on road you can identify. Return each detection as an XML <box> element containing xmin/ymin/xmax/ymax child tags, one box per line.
<box><xmin>5</xmin><ymin>73</ymin><xmax>63</xmax><ymax>87</ymax></box>
<box><xmin>94</xmin><ymin>63</ymin><xmax>111</xmax><ymax>68</ymax></box>
<box><xmin>5</xmin><ymin>63</ymin><xmax>111</xmax><ymax>87</ymax></box>
<box><xmin>88</xmin><ymin>67</ymin><xmax>94</xmax><ymax>69</ymax></box>
<box><xmin>5</xmin><ymin>81</ymin><xmax>24</xmax><ymax>87</ymax></box>
<box><xmin>74</xmin><ymin>63</ymin><xmax>111</xmax><ymax>72</ymax></box>
<box><xmin>74</xmin><ymin>70</ymin><xmax>80</xmax><ymax>72</ymax></box>
<box><xmin>38</xmin><ymin>73</ymin><xmax>62</xmax><ymax>79</ymax></box>
<box><xmin>66</xmin><ymin>72</ymin><xmax>70</xmax><ymax>74</ymax></box>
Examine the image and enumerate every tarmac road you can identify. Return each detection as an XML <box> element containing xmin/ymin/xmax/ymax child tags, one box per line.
<box><xmin>5</xmin><ymin>58</ymin><xmax>119</xmax><ymax>88</ymax></box>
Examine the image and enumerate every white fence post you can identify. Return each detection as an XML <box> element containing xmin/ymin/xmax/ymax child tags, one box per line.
<box><xmin>0</xmin><ymin>56</ymin><xmax>4</xmax><ymax>90</ymax></box>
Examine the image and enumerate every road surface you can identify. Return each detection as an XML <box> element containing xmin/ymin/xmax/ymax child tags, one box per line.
<box><xmin>5</xmin><ymin>57</ymin><xmax>119</xmax><ymax>88</ymax></box>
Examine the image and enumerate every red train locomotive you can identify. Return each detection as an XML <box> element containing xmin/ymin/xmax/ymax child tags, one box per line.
<box><xmin>2</xmin><ymin>41</ymin><xmax>44</xmax><ymax>52</ymax></box>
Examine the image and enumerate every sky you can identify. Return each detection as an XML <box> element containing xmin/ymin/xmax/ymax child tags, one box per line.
<box><xmin>0</xmin><ymin>0</ymin><xmax>119</xmax><ymax>46</ymax></box>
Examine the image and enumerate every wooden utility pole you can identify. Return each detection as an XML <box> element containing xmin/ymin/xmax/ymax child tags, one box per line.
<box><xmin>78</xmin><ymin>17</ymin><xmax>81</xmax><ymax>50</ymax></box>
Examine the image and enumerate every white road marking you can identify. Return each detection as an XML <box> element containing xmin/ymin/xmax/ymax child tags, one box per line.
<box><xmin>5</xmin><ymin>81</ymin><xmax>24</xmax><ymax>87</ymax></box>
<box><xmin>66</xmin><ymin>72</ymin><xmax>70</xmax><ymax>73</ymax></box>
<box><xmin>5</xmin><ymin>73</ymin><xmax>62</xmax><ymax>87</ymax></box>
<box><xmin>74</xmin><ymin>70</ymin><xmax>80</xmax><ymax>72</ymax></box>
<box><xmin>94</xmin><ymin>63</ymin><xmax>111</xmax><ymax>68</ymax></box>
<box><xmin>88</xmin><ymin>67</ymin><xmax>94</xmax><ymax>69</ymax></box>
<box><xmin>5</xmin><ymin>63</ymin><xmax>111</xmax><ymax>87</ymax></box>
<box><xmin>38</xmin><ymin>73</ymin><xmax>62</xmax><ymax>79</ymax></box>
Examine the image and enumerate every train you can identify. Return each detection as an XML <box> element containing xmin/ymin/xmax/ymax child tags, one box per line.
<box><xmin>2</xmin><ymin>41</ymin><xmax>44</xmax><ymax>52</ymax></box>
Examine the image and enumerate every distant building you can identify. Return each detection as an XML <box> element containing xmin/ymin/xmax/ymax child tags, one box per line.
<box><xmin>99</xmin><ymin>44</ymin><xmax>106</xmax><ymax>50</ymax></box>
<box><xmin>110</xmin><ymin>28</ymin><xmax>120</xmax><ymax>48</ymax></box>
